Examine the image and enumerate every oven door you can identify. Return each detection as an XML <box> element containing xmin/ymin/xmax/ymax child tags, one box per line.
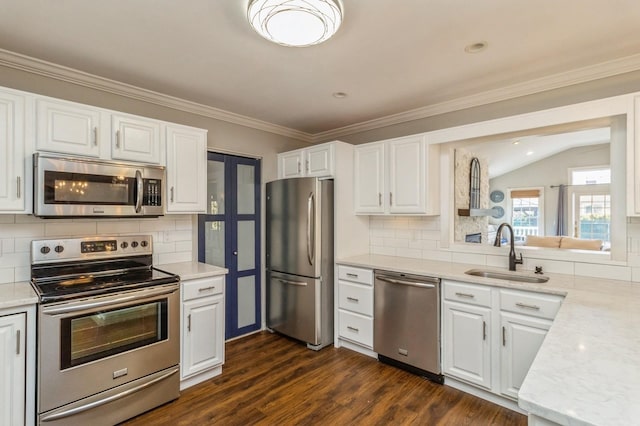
<box><xmin>37</xmin><ymin>283</ymin><xmax>180</xmax><ymax>414</ymax></box>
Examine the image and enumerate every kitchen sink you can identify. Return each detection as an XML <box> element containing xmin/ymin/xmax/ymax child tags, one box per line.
<box><xmin>464</xmin><ymin>268</ymin><xmax>549</xmax><ymax>283</ymax></box>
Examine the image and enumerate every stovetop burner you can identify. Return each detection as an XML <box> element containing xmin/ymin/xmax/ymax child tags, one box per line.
<box><xmin>30</xmin><ymin>235</ymin><xmax>179</xmax><ymax>303</ymax></box>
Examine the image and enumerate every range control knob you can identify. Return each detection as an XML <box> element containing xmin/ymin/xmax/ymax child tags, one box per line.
<box><xmin>54</xmin><ymin>245</ymin><xmax>64</xmax><ymax>253</ymax></box>
<box><xmin>131</xmin><ymin>241</ymin><xmax>139</xmax><ymax>248</ymax></box>
<box><xmin>120</xmin><ymin>242</ymin><xmax>129</xmax><ymax>249</ymax></box>
<box><xmin>40</xmin><ymin>246</ymin><xmax>51</xmax><ymax>254</ymax></box>
<box><xmin>140</xmin><ymin>240</ymin><xmax>148</xmax><ymax>248</ymax></box>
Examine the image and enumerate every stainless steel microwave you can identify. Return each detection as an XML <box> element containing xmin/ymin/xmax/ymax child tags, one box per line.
<box><xmin>33</xmin><ymin>153</ymin><xmax>164</xmax><ymax>218</ymax></box>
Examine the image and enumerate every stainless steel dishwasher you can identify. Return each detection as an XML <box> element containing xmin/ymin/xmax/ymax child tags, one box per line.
<box><xmin>374</xmin><ymin>270</ymin><xmax>443</xmax><ymax>383</ymax></box>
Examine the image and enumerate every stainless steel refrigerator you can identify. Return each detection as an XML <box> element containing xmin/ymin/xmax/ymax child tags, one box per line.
<box><xmin>266</xmin><ymin>177</ymin><xmax>334</xmax><ymax>350</ymax></box>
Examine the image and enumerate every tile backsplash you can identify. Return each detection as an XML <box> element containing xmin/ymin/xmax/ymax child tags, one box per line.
<box><xmin>0</xmin><ymin>214</ymin><xmax>194</xmax><ymax>284</ymax></box>
<box><xmin>369</xmin><ymin>215</ymin><xmax>640</xmax><ymax>282</ymax></box>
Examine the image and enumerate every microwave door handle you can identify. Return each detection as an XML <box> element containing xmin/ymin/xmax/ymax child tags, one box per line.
<box><xmin>135</xmin><ymin>170</ymin><xmax>143</xmax><ymax>213</ymax></box>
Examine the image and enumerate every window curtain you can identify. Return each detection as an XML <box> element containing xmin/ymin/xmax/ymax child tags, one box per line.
<box><xmin>556</xmin><ymin>184</ymin><xmax>567</xmax><ymax>236</ymax></box>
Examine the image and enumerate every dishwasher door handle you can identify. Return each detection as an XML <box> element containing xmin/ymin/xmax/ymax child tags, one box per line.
<box><xmin>376</xmin><ymin>276</ymin><xmax>437</xmax><ymax>288</ymax></box>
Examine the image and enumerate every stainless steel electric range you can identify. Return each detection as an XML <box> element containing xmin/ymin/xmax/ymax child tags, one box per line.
<box><xmin>30</xmin><ymin>235</ymin><xmax>180</xmax><ymax>426</ymax></box>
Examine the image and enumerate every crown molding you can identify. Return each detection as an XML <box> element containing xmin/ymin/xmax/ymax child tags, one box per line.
<box><xmin>0</xmin><ymin>49</ymin><xmax>314</xmax><ymax>143</ymax></box>
<box><xmin>2</xmin><ymin>48</ymin><xmax>640</xmax><ymax>145</ymax></box>
<box><xmin>312</xmin><ymin>53</ymin><xmax>640</xmax><ymax>142</ymax></box>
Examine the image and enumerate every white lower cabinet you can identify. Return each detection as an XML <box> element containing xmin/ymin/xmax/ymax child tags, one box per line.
<box><xmin>180</xmin><ymin>275</ymin><xmax>225</xmax><ymax>390</ymax></box>
<box><xmin>336</xmin><ymin>265</ymin><xmax>375</xmax><ymax>355</ymax></box>
<box><xmin>442</xmin><ymin>300</ymin><xmax>491</xmax><ymax>389</ymax></box>
<box><xmin>442</xmin><ymin>280</ymin><xmax>563</xmax><ymax>403</ymax></box>
<box><xmin>500</xmin><ymin>312</ymin><xmax>551</xmax><ymax>399</ymax></box>
<box><xmin>0</xmin><ymin>312</ymin><xmax>26</xmax><ymax>426</ymax></box>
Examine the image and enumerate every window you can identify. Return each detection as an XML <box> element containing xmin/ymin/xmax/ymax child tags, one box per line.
<box><xmin>509</xmin><ymin>188</ymin><xmax>543</xmax><ymax>243</ymax></box>
<box><xmin>569</xmin><ymin>167</ymin><xmax>610</xmax><ymax>244</ymax></box>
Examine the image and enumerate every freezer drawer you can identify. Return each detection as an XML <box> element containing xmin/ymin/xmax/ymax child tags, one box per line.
<box><xmin>267</xmin><ymin>271</ymin><xmax>322</xmax><ymax>345</ymax></box>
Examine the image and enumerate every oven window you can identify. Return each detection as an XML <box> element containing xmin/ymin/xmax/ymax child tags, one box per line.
<box><xmin>44</xmin><ymin>171</ymin><xmax>135</xmax><ymax>205</ymax></box>
<box><xmin>60</xmin><ymin>300</ymin><xmax>168</xmax><ymax>369</ymax></box>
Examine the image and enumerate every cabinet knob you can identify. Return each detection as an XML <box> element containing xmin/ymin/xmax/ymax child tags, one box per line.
<box><xmin>233</xmin><ymin>251</ymin><xmax>238</xmax><ymax>256</ymax></box>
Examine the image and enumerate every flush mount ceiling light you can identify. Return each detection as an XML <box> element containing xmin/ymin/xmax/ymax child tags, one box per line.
<box><xmin>247</xmin><ymin>0</ymin><xmax>343</xmax><ymax>47</ymax></box>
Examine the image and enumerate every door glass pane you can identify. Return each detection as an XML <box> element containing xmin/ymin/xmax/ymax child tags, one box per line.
<box><xmin>205</xmin><ymin>221</ymin><xmax>225</xmax><ymax>267</ymax></box>
<box><xmin>237</xmin><ymin>276</ymin><xmax>256</xmax><ymax>328</ymax></box>
<box><xmin>207</xmin><ymin>160</ymin><xmax>225</xmax><ymax>215</ymax></box>
<box><xmin>237</xmin><ymin>220</ymin><xmax>255</xmax><ymax>271</ymax></box>
<box><xmin>237</xmin><ymin>164</ymin><xmax>255</xmax><ymax>215</ymax></box>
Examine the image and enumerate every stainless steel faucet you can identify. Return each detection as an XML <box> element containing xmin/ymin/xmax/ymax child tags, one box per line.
<box><xmin>493</xmin><ymin>223</ymin><xmax>523</xmax><ymax>271</ymax></box>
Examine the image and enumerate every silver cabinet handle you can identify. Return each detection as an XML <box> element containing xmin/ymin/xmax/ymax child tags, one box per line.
<box><xmin>378</xmin><ymin>192</ymin><xmax>382</xmax><ymax>206</ymax></box>
<box><xmin>170</xmin><ymin>187</ymin><xmax>175</xmax><ymax>203</ymax></box>
<box><xmin>198</xmin><ymin>286</ymin><xmax>216</xmax><ymax>292</ymax></box>
<box><xmin>115</xmin><ymin>129</ymin><xmax>121</xmax><ymax>148</ymax></box>
<box><xmin>16</xmin><ymin>176</ymin><xmax>21</xmax><ymax>199</ymax></box>
<box><xmin>455</xmin><ymin>292</ymin><xmax>475</xmax><ymax>298</ymax></box>
<box><xmin>346</xmin><ymin>297</ymin><xmax>359</xmax><ymax>302</ymax></box>
<box><xmin>93</xmin><ymin>126</ymin><xmax>98</xmax><ymax>146</ymax></box>
<box><xmin>346</xmin><ymin>273</ymin><xmax>359</xmax><ymax>279</ymax></box>
<box><xmin>278</xmin><ymin>279</ymin><xmax>307</xmax><ymax>286</ymax></box>
<box><xmin>347</xmin><ymin>326</ymin><xmax>359</xmax><ymax>332</ymax></box>
<box><xmin>187</xmin><ymin>314</ymin><xmax>191</xmax><ymax>332</ymax></box>
<box><xmin>390</xmin><ymin>192</ymin><xmax>393</xmax><ymax>206</ymax></box>
<box><xmin>297</xmin><ymin>161</ymin><xmax>301</xmax><ymax>173</ymax></box>
<box><xmin>16</xmin><ymin>329</ymin><xmax>20</xmax><ymax>355</ymax></box>
<box><xmin>482</xmin><ymin>321</ymin><xmax>486</xmax><ymax>341</ymax></box>
<box><xmin>516</xmin><ymin>302</ymin><xmax>541</xmax><ymax>311</ymax></box>
<box><xmin>502</xmin><ymin>326</ymin><xmax>506</xmax><ymax>346</ymax></box>
<box><xmin>306</xmin><ymin>159</ymin><xmax>309</xmax><ymax>173</ymax></box>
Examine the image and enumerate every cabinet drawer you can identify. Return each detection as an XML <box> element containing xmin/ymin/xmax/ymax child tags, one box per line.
<box><xmin>499</xmin><ymin>289</ymin><xmax>563</xmax><ymax>320</ymax></box>
<box><xmin>443</xmin><ymin>280</ymin><xmax>492</xmax><ymax>307</ymax></box>
<box><xmin>337</xmin><ymin>265</ymin><xmax>373</xmax><ymax>285</ymax></box>
<box><xmin>339</xmin><ymin>310</ymin><xmax>373</xmax><ymax>348</ymax></box>
<box><xmin>182</xmin><ymin>276</ymin><xmax>224</xmax><ymax>301</ymax></box>
<box><xmin>338</xmin><ymin>281</ymin><xmax>373</xmax><ymax>316</ymax></box>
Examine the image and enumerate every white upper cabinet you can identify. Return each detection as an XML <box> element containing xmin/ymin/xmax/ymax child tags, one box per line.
<box><xmin>165</xmin><ymin>124</ymin><xmax>207</xmax><ymax>213</ymax></box>
<box><xmin>0</xmin><ymin>89</ymin><xmax>27</xmax><ymax>213</ymax></box>
<box><xmin>354</xmin><ymin>142</ymin><xmax>385</xmax><ymax>214</ymax></box>
<box><xmin>111</xmin><ymin>113</ymin><xmax>161</xmax><ymax>164</ymax></box>
<box><xmin>36</xmin><ymin>98</ymin><xmax>101</xmax><ymax>158</ymax></box>
<box><xmin>278</xmin><ymin>149</ymin><xmax>304</xmax><ymax>178</ymax></box>
<box><xmin>277</xmin><ymin>142</ymin><xmax>336</xmax><ymax>178</ymax></box>
<box><xmin>354</xmin><ymin>135</ymin><xmax>439</xmax><ymax>215</ymax></box>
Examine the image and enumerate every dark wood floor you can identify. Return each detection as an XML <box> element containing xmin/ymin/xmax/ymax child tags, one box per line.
<box><xmin>123</xmin><ymin>332</ymin><xmax>526</xmax><ymax>425</ymax></box>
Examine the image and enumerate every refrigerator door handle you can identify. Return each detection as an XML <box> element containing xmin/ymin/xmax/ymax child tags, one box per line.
<box><xmin>278</xmin><ymin>278</ymin><xmax>308</xmax><ymax>286</ymax></box>
<box><xmin>307</xmin><ymin>192</ymin><xmax>315</xmax><ymax>266</ymax></box>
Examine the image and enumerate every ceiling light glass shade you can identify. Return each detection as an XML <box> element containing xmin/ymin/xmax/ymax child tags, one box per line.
<box><xmin>247</xmin><ymin>0</ymin><xmax>343</xmax><ymax>47</ymax></box>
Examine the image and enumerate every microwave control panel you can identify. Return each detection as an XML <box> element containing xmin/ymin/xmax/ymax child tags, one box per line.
<box><xmin>144</xmin><ymin>179</ymin><xmax>162</xmax><ymax>206</ymax></box>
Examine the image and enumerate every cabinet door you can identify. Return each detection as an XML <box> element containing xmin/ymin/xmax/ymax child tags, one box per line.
<box><xmin>166</xmin><ymin>125</ymin><xmax>207</xmax><ymax>213</ymax></box>
<box><xmin>278</xmin><ymin>150</ymin><xmax>304</xmax><ymax>178</ymax></box>
<box><xmin>0</xmin><ymin>91</ymin><xmax>26</xmax><ymax>212</ymax></box>
<box><xmin>0</xmin><ymin>313</ymin><xmax>26</xmax><ymax>426</ymax></box>
<box><xmin>111</xmin><ymin>113</ymin><xmax>161</xmax><ymax>164</ymax></box>
<box><xmin>500</xmin><ymin>312</ymin><xmax>551</xmax><ymax>400</ymax></box>
<box><xmin>182</xmin><ymin>295</ymin><xmax>224</xmax><ymax>379</ymax></box>
<box><xmin>305</xmin><ymin>144</ymin><xmax>334</xmax><ymax>177</ymax></box>
<box><xmin>354</xmin><ymin>142</ymin><xmax>385</xmax><ymax>214</ymax></box>
<box><xmin>442</xmin><ymin>300</ymin><xmax>491</xmax><ymax>389</ymax></box>
<box><xmin>388</xmin><ymin>136</ymin><xmax>426</xmax><ymax>214</ymax></box>
<box><xmin>36</xmin><ymin>98</ymin><xmax>101</xmax><ymax>157</ymax></box>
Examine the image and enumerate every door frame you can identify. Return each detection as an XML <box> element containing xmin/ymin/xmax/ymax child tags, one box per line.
<box><xmin>198</xmin><ymin>152</ymin><xmax>261</xmax><ymax>340</ymax></box>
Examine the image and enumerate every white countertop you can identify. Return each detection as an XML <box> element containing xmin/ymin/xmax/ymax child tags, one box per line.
<box><xmin>338</xmin><ymin>254</ymin><xmax>640</xmax><ymax>426</ymax></box>
<box><xmin>0</xmin><ymin>281</ymin><xmax>38</xmax><ymax>310</ymax></box>
<box><xmin>156</xmin><ymin>261</ymin><xmax>228</xmax><ymax>280</ymax></box>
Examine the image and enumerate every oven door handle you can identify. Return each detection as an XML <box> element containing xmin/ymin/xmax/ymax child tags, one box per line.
<box><xmin>41</xmin><ymin>285</ymin><xmax>178</xmax><ymax>316</ymax></box>
<box><xmin>39</xmin><ymin>366</ymin><xmax>179</xmax><ymax>422</ymax></box>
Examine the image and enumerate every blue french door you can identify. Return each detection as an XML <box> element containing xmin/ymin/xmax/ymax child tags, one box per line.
<box><xmin>198</xmin><ymin>152</ymin><xmax>261</xmax><ymax>340</ymax></box>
